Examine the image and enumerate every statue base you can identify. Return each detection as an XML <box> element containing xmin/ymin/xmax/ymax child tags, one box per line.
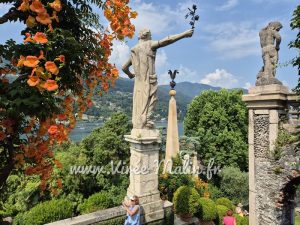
<box><xmin>255</xmin><ymin>77</ymin><xmax>282</xmax><ymax>86</ymax></box>
<box><xmin>125</xmin><ymin>129</ymin><xmax>164</xmax><ymax>224</ymax></box>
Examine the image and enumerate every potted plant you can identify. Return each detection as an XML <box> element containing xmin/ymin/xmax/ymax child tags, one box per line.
<box><xmin>196</xmin><ymin>197</ymin><xmax>217</xmax><ymax>225</ymax></box>
<box><xmin>173</xmin><ymin>186</ymin><xmax>200</xmax><ymax>222</ymax></box>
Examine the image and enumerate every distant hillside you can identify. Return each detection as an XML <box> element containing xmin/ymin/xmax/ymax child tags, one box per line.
<box><xmin>86</xmin><ymin>77</ymin><xmax>247</xmax><ymax>121</ymax></box>
<box><xmin>160</xmin><ymin>82</ymin><xmax>221</xmax><ymax>99</ymax></box>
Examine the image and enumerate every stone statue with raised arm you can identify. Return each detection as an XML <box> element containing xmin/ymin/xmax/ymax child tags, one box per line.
<box><xmin>256</xmin><ymin>21</ymin><xmax>283</xmax><ymax>86</ymax></box>
<box><xmin>122</xmin><ymin>28</ymin><xmax>193</xmax><ymax>129</ymax></box>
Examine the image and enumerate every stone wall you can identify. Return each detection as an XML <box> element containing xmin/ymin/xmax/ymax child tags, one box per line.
<box><xmin>243</xmin><ymin>84</ymin><xmax>300</xmax><ymax>225</ymax></box>
<box><xmin>46</xmin><ymin>201</ymin><xmax>173</xmax><ymax>225</ymax></box>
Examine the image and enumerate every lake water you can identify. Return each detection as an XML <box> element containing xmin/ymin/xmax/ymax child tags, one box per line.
<box><xmin>69</xmin><ymin>121</ymin><xmax>184</xmax><ymax>142</ymax></box>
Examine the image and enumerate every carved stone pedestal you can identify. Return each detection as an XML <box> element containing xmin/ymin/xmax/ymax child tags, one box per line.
<box><xmin>125</xmin><ymin>129</ymin><xmax>165</xmax><ymax>224</ymax></box>
<box><xmin>242</xmin><ymin>84</ymin><xmax>298</xmax><ymax>225</ymax></box>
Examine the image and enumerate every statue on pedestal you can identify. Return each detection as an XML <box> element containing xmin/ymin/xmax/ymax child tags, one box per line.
<box><xmin>122</xmin><ymin>29</ymin><xmax>193</xmax><ymax>129</ymax></box>
<box><xmin>256</xmin><ymin>21</ymin><xmax>283</xmax><ymax>86</ymax></box>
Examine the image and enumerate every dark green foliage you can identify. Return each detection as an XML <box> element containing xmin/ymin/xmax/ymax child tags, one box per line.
<box><xmin>173</xmin><ymin>186</ymin><xmax>200</xmax><ymax>215</ymax></box>
<box><xmin>290</xmin><ymin>5</ymin><xmax>300</xmax><ymax>92</ymax></box>
<box><xmin>215</xmin><ymin>205</ymin><xmax>229</xmax><ymax>225</ymax></box>
<box><xmin>184</xmin><ymin>89</ymin><xmax>248</xmax><ymax>172</ymax></box>
<box><xmin>159</xmin><ymin>172</ymin><xmax>194</xmax><ymax>201</ymax></box>
<box><xmin>219</xmin><ymin>167</ymin><xmax>248</xmax><ymax>205</ymax></box>
<box><xmin>55</xmin><ymin>112</ymin><xmax>130</xmax><ymax>200</ymax></box>
<box><xmin>0</xmin><ymin>174</ymin><xmax>41</xmax><ymax>217</ymax></box>
<box><xmin>207</xmin><ymin>184</ymin><xmax>223</xmax><ymax>201</ymax></box>
<box><xmin>19</xmin><ymin>199</ymin><xmax>73</xmax><ymax>225</ymax></box>
<box><xmin>196</xmin><ymin>197</ymin><xmax>217</xmax><ymax>221</ymax></box>
<box><xmin>78</xmin><ymin>191</ymin><xmax>114</xmax><ymax>214</ymax></box>
<box><xmin>215</xmin><ymin>197</ymin><xmax>234</xmax><ymax>210</ymax></box>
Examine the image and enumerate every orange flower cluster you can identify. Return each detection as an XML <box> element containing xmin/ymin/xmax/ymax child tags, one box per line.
<box><xmin>17</xmin><ymin>51</ymin><xmax>64</xmax><ymax>91</ymax></box>
<box><xmin>11</xmin><ymin>0</ymin><xmax>137</xmax><ymax>193</ymax></box>
<box><xmin>104</xmin><ymin>0</ymin><xmax>137</xmax><ymax>40</ymax></box>
<box><xmin>18</xmin><ymin>0</ymin><xmax>62</xmax><ymax>30</ymax></box>
<box><xmin>17</xmin><ymin>0</ymin><xmax>64</xmax><ymax>93</ymax></box>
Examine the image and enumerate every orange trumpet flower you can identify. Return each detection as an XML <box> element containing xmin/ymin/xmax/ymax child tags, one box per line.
<box><xmin>36</xmin><ymin>12</ymin><xmax>52</xmax><ymax>25</ymax></box>
<box><xmin>30</xmin><ymin>0</ymin><xmax>46</xmax><ymax>14</ymax></box>
<box><xmin>45</xmin><ymin>61</ymin><xmax>59</xmax><ymax>75</ymax></box>
<box><xmin>27</xmin><ymin>75</ymin><xmax>40</xmax><ymax>86</ymax></box>
<box><xmin>23</xmin><ymin>56</ymin><xmax>40</xmax><ymax>68</ymax></box>
<box><xmin>33</xmin><ymin>32</ymin><xmax>48</xmax><ymax>44</ymax></box>
<box><xmin>43</xmin><ymin>79</ymin><xmax>58</xmax><ymax>91</ymax></box>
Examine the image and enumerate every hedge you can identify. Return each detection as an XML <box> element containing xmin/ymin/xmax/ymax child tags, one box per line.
<box><xmin>215</xmin><ymin>205</ymin><xmax>228</xmax><ymax>225</ymax></box>
<box><xmin>78</xmin><ymin>191</ymin><xmax>113</xmax><ymax>214</ymax></box>
<box><xmin>13</xmin><ymin>199</ymin><xmax>73</xmax><ymax>225</ymax></box>
<box><xmin>215</xmin><ymin>197</ymin><xmax>234</xmax><ymax>210</ymax></box>
<box><xmin>196</xmin><ymin>197</ymin><xmax>217</xmax><ymax>221</ymax></box>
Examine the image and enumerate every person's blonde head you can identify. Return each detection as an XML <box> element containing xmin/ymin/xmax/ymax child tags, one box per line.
<box><xmin>131</xmin><ymin>195</ymin><xmax>139</xmax><ymax>205</ymax></box>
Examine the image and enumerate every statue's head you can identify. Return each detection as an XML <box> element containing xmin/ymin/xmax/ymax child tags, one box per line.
<box><xmin>138</xmin><ymin>29</ymin><xmax>151</xmax><ymax>41</ymax></box>
<box><xmin>268</xmin><ymin>21</ymin><xmax>283</xmax><ymax>31</ymax></box>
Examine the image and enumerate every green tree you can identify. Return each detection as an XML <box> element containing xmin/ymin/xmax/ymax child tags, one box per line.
<box><xmin>219</xmin><ymin>166</ymin><xmax>248</xmax><ymax>205</ymax></box>
<box><xmin>56</xmin><ymin>112</ymin><xmax>131</xmax><ymax>198</ymax></box>
<box><xmin>184</xmin><ymin>89</ymin><xmax>248</xmax><ymax>171</ymax></box>
<box><xmin>290</xmin><ymin>5</ymin><xmax>300</xmax><ymax>93</ymax></box>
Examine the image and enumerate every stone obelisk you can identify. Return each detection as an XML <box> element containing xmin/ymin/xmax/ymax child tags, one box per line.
<box><xmin>165</xmin><ymin>70</ymin><xmax>180</xmax><ymax>172</ymax></box>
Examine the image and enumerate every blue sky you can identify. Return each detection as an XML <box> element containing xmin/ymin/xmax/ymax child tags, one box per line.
<box><xmin>1</xmin><ymin>0</ymin><xmax>299</xmax><ymax>90</ymax></box>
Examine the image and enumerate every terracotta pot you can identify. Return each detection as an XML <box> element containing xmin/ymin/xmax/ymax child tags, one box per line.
<box><xmin>179</xmin><ymin>213</ymin><xmax>193</xmax><ymax>222</ymax></box>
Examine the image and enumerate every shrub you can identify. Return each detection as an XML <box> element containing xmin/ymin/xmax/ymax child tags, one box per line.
<box><xmin>196</xmin><ymin>197</ymin><xmax>217</xmax><ymax>221</ymax></box>
<box><xmin>78</xmin><ymin>191</ymin><xmax>113</xmax><ymax>214</ymax></box>
<box><xmin>242</xmin><ymin>216</ymin><xmax>249</xmax><ymax>225</ymax></box>
<box><xmin>235</xmin><ymin>214</ymin><xmax>243</xmax><ymax>225</ymax></box>
<box><xmin>215</xmin><ymin>197</ymin><xmax>233</xmax><ymax>210</ymax></box>
<box><xmin>215</xmin><ymin>205</ymin><xmax>228</xmax><ymax>225</ymax></box>
<box><xmin>207</xmin><ymin>184</ymin><xmax>223</xmax><ymax>201</ymax></box>
<box><xmin>13</xmin><ymin>213</ymin><xmax>25</xmax><ymax>225</ymax></box>
<box><xmin>21</xmin><ymin>199</ymin><xmax>73</xmax><ymax>225</ymax></box>
<box><xmin>173</xmin><ymin>186</ymin><xmax>200</xmax><ymax>215</ymax></box>
<box><xmin>219</xmin><ymin>167</ymin><xmax>248</xmax><ymax>205</ymax></box>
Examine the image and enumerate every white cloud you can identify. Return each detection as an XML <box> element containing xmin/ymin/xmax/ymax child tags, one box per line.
<box><xmin>131</xmin><ymin>0</ymin><xmax>197</xmax><ymax>36</ymax></box>
<box><xmin>200</xmin><ymin>69</ymin><xmax>238</xmax><ymax>88</ymax></box>
<box><xmin>156</xmin><ymin>50</ymin><xmax>168</xmax><ymax>71</ymax></box>
<box><xmin>202</xmin><ymin>22</ymin><xmax>260</xmax><ymax>59</ymax></box>
<box><xmin>217</xmin><ymin>0</ymin><xmax>239</xmax><ymax>11</ymax></box>
<box><xmin>109</xmin><ymin>41</ymin><xmax>130</xmax><ymax>68</ymax></box>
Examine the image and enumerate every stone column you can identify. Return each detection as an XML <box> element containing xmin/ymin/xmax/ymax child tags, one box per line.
<box><xmin>125</xmin><ymin>129</ymin><xmax>164</xmax><ymax>224</ymax></box>
<box><xmin>242</xmin><ymin>84</ymin><xmax>297</xmax><ymax>225</ymax></box>
<box><xmin>165</xmin><ymin>89</ymin><xmax>180</xmax><ymax>172</ymax></box>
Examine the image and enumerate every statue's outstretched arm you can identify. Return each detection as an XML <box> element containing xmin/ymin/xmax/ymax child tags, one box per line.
<box><xmin>122</xmin><ymin>58</ymin><xmax>135</xmax><ymax>79</ymax></box>
<box><xmin>152</xmin><ymin>29</ymin><xmax>194</xmax><ymax>49</ymax></box>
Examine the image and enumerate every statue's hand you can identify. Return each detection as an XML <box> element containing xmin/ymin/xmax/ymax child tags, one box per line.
<box><xmin>184</xmin><ymin>29</ymin><xmax>194</xmax><ymax>38</ymax></box>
